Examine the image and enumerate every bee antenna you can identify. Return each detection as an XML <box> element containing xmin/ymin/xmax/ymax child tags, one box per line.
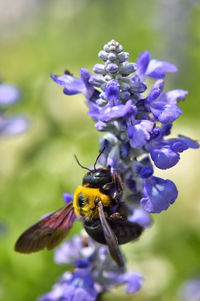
<box><xmin>94</xmin><ymin>147</ymin><xmax>105</xmax><ymax>170</ymax></box>
<box><xmin>74</xmin><ymin>154</ymin><xmax>90</xmax><ymax>171</ymax></box>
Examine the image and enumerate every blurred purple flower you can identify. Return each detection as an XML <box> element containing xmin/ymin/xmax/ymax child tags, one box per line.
<box><xmin>178</xmin><ymin>277</ymin><xmax>200</xmax><ymax>301</ymax></box>
<box><xmin>39</xmin><ymin>260</ymin><xmax>98</xmax><ymax>301</ymax></box>
<box><xmin>0</xmin><ymin>115</ymin><xmax>29</xmax><ymax>136</ymax></box>
<box><xmin>107</xmin><ymin>271</ymin><xmax>144</xmax><ymax>294</ymax></box>
<box><xmin>0</xmin><ymin>79</ymin><xmax>29</xmax><ymax>136</ymax></box>
<box><xmin>0</xmin><ymin>83</ymin><xmax>21</xmax><ymax>105</ymax></box>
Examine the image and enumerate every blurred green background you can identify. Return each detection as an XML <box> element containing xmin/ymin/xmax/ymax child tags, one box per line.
<box><xmin>0</xmin><ymin>0</ymin><xmax>200</xmax><ymax>300</ymax></box>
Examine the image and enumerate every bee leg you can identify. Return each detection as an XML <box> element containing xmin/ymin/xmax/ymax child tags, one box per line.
<box><xmin>102</xmin><ymin>182</ymin><xmax>114</xmax><ymax>191</ymax></box>
<box><xmin>109</xmin><ymin>212</ymin><xmax>124</xmax><ymax>221</ymax></box>
<box><xmin>110</xmin><ymin>202</ymin><xmax>129</xmax><ymax>220</ymax></box>
<box><xmin>112</xmin><ymin>190</ymin><xmax>123</xmax><ymax>203</ymax></box>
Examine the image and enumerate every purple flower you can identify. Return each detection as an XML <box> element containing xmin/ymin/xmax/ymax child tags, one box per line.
<box><xmin>51</xmin><ymin>68</ymin><xmax>94</xmax><ymax>99</ymax></box>
<box><xmin>107</xmin><ymin>271</ymin><xmax>144</xmax><ymax>294</ymax></box>
<box><xmin>150</xmin><ymin>102</ymin><xmax>183</xmax><ymax>124</ymax></box>
<box><xmin>128</xmin><ymin>208</ymin><xmax>152</xmax><ymax>227</ymax></box>
<box><xmin>39</xmin><ymin>260</ymin><xmax>98</xmax><ymax>301</ymax></box>
<box><xmin>104</xmin><ymin>80</ymin><xmax>120</xmax><ymax>106</ymax></box>
<box><xmin>39</xmin><ymin>267</ymin><xmax>98</xmax><ymax>301</ymax></box>
<box><xmin>140</xmin><ymin>176</ymin><xmax>178</xmax><ymax>213</ymax></box>
<box><xmin>0</xmin><ymin>83</ymin><xmax>21</xmax><ymax>105</ymax></box>
<box><xmin>127</xmin><ymin>120</ymin><xmax>154</xmax><ymax>148</ymax></box>
<box><xmin>0</xmin><ymin>115</ymin><xmax>29</xmax><ymax>136</ymax></box>
<box><xmin>54</xmin><ymin>234</ymin><xmax>95</xmax><ymax>265</ymax></box>
<box><xmin>150</xmin><ymin>136</ymin><xmax>198</xmax><ymax>169</ymax></box>
<box><xmin>62</xmin><ymin>193</ymin><xmax>73</xmax><ymax>204</ymax></box>
<box><xmin>49</xmin><ymin>39</ymin><xmax>199</xmax><ymax>300</ymax></box>
<box><xmin>178</xmin><ymin>277</ymin><xmax>200</xmax><ymax>301</ymax></box>
<box><xmin>150</xmin><ymin>144</ymin><xmax>180</xmax><ymax>169</ymax></box>
<box><xmin>146</xmin><ymin>81</ymin><xmax>184</xmax><ymax>124</ymax></box>
<box><xmin>137</xmin><ymin>50</ymin><xmax>178</xmax><ymax>79</ymax></box>
<box><xmin>88</xmin><ymin>99</ymin><xmax>133</xmax><ymax>122</ymax></box>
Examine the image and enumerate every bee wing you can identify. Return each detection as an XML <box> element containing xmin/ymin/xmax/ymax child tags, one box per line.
<box><xmin>97</xmin><ymin>201</ymin><xmax>124</xmax><ymax>267</ymax></box>
<box><xmin>15</xmin><ymin>202</ymin><xmax>75</xmax><ymax>253</ymax></box>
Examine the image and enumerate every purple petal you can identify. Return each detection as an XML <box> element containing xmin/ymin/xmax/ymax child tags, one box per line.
<box><xmin>107</xmin><ymin>145</ymin><xmax>120</xmax><ymax>168</ymax></box>
<box><xmin>136</xmin><ymin>51</ymin><xmax>151</xmax><ymax>77</ymax></box>
<box><xmin>177</xmin><ymin>135</ymin><xmax>199</xmax><ymax>149</ymax></box>
<box><xmin>0</xmin><ymin>83</ymin><xmax>21</xmax><ymax>105</ymax></box>
<box><xmin>178</xmin><ymin>277</ymin><xmax>200</xmax><ymax>301</ymax></box>
<box><xmin>129</xmin><ymin>208</ymin><xmax>152</xmax><ymax>227</ymax></box>
<box><xmin>147</xmin><ymin>80</ymin><xmax>164</xmax><ymax>102</ymax></box>
<box><xmin>50</xmin><ymin>73</ymin><xmax>87</xmax><ymax>95</ymax></box>
<box><xmin>159</xmin><ymin>89</ymin><xmax>188</xmax><ymax>104</ymax></box>
<box><xmin>150</xmin><ymin>102</ymin><xmax>183</xmax><ymax>123</ymax></box>
<box><xmin>131</xmin><ymin>74</ymin><xmax>147</xmax><ymax>93</ymax></box>
<box><xmin>141</xmin><ymin>176</ymin><xmax>178</xmax><ymax>213</ymax></box>
<box><xmin>127</xmin><ymin>120</ymin><xmax>154</xmax><ymax>148</ymax></box>
<box><xmin>147</xmin><ymin>88</ymin><xmax>162</xmax><ymax>102</ymax></box>
<box><xmin>150</xmin><ymin>145</ymin><xmax>180</xmax><ymax>169</ymax></box>
<box><xmin>98</xmin><ymin>100</ymin><xmax>133</xmax><ymax>122</ymax></box>
<box><xmin>88</xmin><ymin>101</ymin><xmax>101</xmax><ymax>121</ymax></box>
<box><xmin>40</xmin><ymin>267</ymin><xmax>98</xmax><ymax>301</ymax></box>
<box><xmin>54</xmin><ymin>235</ymin><xmax>82</xmax><ymax>265</ymax></box>
<box><xmin>170</xmin><ymin>141</ymin><xmax>188</xmax><ymax>153</ymax></box>
<box><xmin>107</xmin><ymin>271</ymin><xmax>144</xmax><ymax>294</ymax></box>
<box><xmin>125</xmin><ymin>272</ymin><xmax>144</xmax><ymax>294</ymax></box>
<box><xmin>105</xmin><ymin>80</ymin><xmax>120</xmax><ymax>106</ymax></box>
<box><xmin>80</xmin><ymin>68</ymin><xmax>94</xmax><ymax>98</ymax></box>
<box><xmin>146</xmin><ymin>59</ymin><xmax>178</xmax><ymax>79</ymax></box>
<box><xmin>62</xmin><ymin>193</ymin><xmax>73</xmax><ymax>204</ymax></box>
<box><xmin>0</xmin><ymin>115</ymin><xmax>29</xmax><ymax>136</ymax></box>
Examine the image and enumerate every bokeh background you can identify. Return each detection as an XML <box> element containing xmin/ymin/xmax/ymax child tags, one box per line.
<box><xmin>0</xmin><ymin>0</ymin><xmax>200</xmax><ymax>300</ymax></box>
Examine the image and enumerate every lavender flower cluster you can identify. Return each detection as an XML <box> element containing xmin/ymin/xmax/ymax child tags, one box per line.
<box><xmin>0</xmin><ymin>79</ymin><xmax>28</xmax><ymax>136</ymax></box>
<box><xmin>40</xmin><ymin>40</ymin><xmax>199</xmax><ymax>300</ymax></box>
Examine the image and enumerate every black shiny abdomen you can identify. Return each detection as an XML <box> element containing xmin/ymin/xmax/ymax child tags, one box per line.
<box><xmin>84</xmin><ymin>218</ymin><xmax>143</xmax><ymax>245</ymax></box>
<box><xmin>84</xmin><ymin>219</ymin><xmax>107</xmax><ymax>244</ymax></box>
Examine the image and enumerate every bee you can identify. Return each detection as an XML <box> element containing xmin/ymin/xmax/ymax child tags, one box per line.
<box><xmin>15</xmin><ymin>150</ymin><xmax>143</xmax><ymax>267</ymax></box>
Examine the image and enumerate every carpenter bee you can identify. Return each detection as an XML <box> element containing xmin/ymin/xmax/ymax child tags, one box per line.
<box><xmin>15</xmin><ymin>150</ymin><xmax>143</xmax><ymax>267</ymax></box>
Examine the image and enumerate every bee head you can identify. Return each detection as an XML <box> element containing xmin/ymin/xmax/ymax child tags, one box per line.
<box><xmin>82</xmin><ymin>167</ymin><xmax>112</xmax><ymax>188</ymax></box>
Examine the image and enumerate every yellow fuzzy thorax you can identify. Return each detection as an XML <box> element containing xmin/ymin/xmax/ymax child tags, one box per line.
<box><xmin>73</xmin><ymin>186</ymin><xmax>111</xmax><ymax>219</ymax></box>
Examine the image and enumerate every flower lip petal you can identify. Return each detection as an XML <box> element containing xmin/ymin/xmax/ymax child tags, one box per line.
<box><xmin>141</xmin><ymin>176</ymin><xmax>178</xmax><ymax>213</ymax></box>
<box><xmin>99</xmin><ymin>100</ymin><xmax>133</xmax><ymax>122</ymax></box>
<box><xmin>150</xmin><ymin>145</ymin><xmax>180</xmax><ymax>169</ymax></box>
<box><xmin>150</xmin><ymin>102</ymin><xmax>183</xmax><ymax>124</ymax></box>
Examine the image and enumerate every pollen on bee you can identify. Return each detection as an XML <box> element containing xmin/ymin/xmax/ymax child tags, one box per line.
<box><xmin>73</xmin><ymin>186</ymin><xmax>111</xmax><ymax>219</ymax></box>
